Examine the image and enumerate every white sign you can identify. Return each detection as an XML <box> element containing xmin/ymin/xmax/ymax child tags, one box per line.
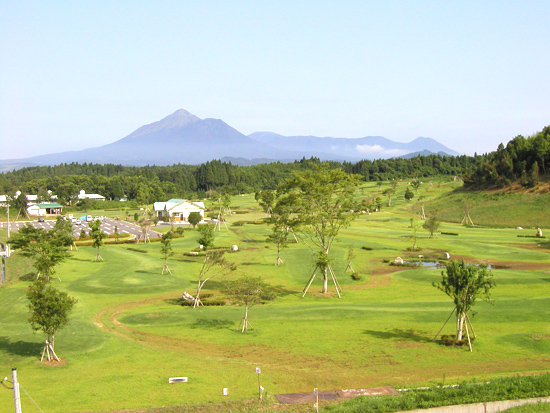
<box><xmin>168</xmin><ymin>377</ymin><xmax>188</xmax><ymax>383</ymax></box>
<box><xmin>222</xmin><ymin>388</ymin><xmax>228</xmax><ymax>396</ymax></box>
<box><xmin>255</xmin><ymin>367</ymin><xmax>261</xmax><ymax>374</ymax></box>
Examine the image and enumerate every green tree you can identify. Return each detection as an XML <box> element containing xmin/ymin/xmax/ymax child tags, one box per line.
<box><xmin>423</xmin><ymin>212</ymin><xmax>441</xmax><ymax>238</ymax></box>
<box><xmin>26</xmin><ymin>279</ymin><xmax>77</xmax><ymax>361</ymax></box>
<box><xmin>197</xmin><ymin>223</ymin><xmax>215</xmax><ymax>250</ymax></box>
<box><xmin>89</xmin><ymin>219</ymin><xmax>106</xmax><ymax>261</ymax></box>
<box><xmin>411</xmin><ymin>178</ymin><xmax>422</xmax><ymax>193</ymax></box>
<box><xmin>11</xmin><ymin>191</ymin><xmax>29</xmax><ymax>219</ymax></box>
<box><xmin>160</xmin><ymin>231</ymin><xmax>173</xmax><ymax>275</ymax></box>
<box><xmin>278</xmin><ymin>165</ymin><xmax>360</xmax><ymax>296</ymax></box>
<box><xmin>383</xmin><ymin>187</ymin><xmax>395</xmax><ymax>206</ymax></box>
<box><xmin>53</xmin><ymin>216</ymin><xmax>76</xmax><ymax>250</ymax></box>
<box><xmin>9</xmin><ymin>224</ymin><xmax>71</xmax><ymax>281</ymax></box>
<box><xmin>433</xmin><ymin>260</ymin><xmax>495</xmax><ymax>349</ymax></box>
<box><xmin>410</xmin><ymin>218</ymin><xmax>420</xmax><ymax>251</ymax></box>
<box><xmin>224</xmin><ymin>275</ymin><xmax>266</xmax><ymax>332</ymax></box>
<box><xmin>193</xmin><ymin>250</ymin><xmax>235</xmax><ymax>308</ymax></box>
<box><xmin>255</xmin><ymin>190</ymin><xmax>276</xmax><ymax>216</ymax></box>
<box><xmin>265</xmin><ymin>192</ymin><xmax>297</xmax><ymax>265</ymax></box>
<box><xmin>404</xmin><ymin>187</ymin><xmax>414</xmax><ymax>202</ymax></box>
<box><xmin>188</xmin><ymin>211</ymin><xmax>202</xmax><ymax>228</ymax></box>
<box><xmin>345</xmin><ymin>246</ymin><xmax>356</xmax><ymax>273</ymax></box>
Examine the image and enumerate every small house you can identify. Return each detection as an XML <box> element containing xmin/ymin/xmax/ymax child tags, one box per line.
<box><xmin>153</xmin><ymin>199</ymin><xmax>205</xmax><ymax>222</ymax></box>
<box><xmin>27</xmin><ymin>203</ymin><xmax>63</xmax><ymax>216</ymax></box>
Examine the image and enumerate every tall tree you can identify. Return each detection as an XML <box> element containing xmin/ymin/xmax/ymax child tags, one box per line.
<box><xmin>433</xmin><ymin>260</ymin><xmax>495</xmax><ymax>351</ymax></box>
<box><xmin>197</xmin><ymin>223</ymin><xmax>216</xmax><ymax>250</ymax></box>
<box><xmin>193</xmin><ymin>250</ymin><xmax>235</xmax><ymax>308</ymax></box>
<box><xmin>11</xmin><ymin>191</ymin><xmax>29</xmax><ymax>219</ymax></box>
<box><xmin>224</xmin><ymin>275</ymin><xmax>266</xmax><ymax>332</ymax></box>
<box><xmin>26</xmin><ymin>279</ymin><xmax>77</xmax><ymax>361</ymax></box>
<box><xmin>278</xmin><ymin>165</ymin><xmax>360</xmax><ymax>296</ymax></box>
<box><xmin>160</xmin><ymin>231</ymin><xmax>173</xmax><ymax>275</ymax></box>
<box><xmin>9</xmin><ymin>224</ymin><xmax>71</xmax><ymax>281</ymax></box>
<box><xmin>89</xmin><ymin>219</ymin><xmax>106</xmax><ymax>261</ymax></box>
<box><xmin>423</xmin><ymin>212</ymin><xmax>441</xmax><ymax>238</ymax></box>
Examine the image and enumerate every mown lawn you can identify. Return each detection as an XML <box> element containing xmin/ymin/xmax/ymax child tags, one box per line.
<box><xmin>0</xmin><ymin>186</ymin><xmax>549</xmax><ymax>412</ymax></box>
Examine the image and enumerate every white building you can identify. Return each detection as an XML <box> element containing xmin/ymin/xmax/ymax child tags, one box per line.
<box><xmin>77</xmin><ymin>190</ymin><xmax>105</xmax><ymax>201</ymax></box>
<box><xmin>27</xmin><ymin>203</ymin><xmax>63</xmax><ymax>216</ymax></box>
<box><xmin>153</xmin><ymin>199</ymin><xmax>205</xmax><ymax>222</ymax></box>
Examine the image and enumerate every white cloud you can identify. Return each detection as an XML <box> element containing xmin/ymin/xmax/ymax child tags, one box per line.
<box><xmin>355</xmin><ymin>144</ymin><xmax>408</xmax><ymax>157</ymax></box>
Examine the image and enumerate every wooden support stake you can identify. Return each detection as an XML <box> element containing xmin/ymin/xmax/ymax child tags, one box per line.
<box><xmin>464</xmin><ymin>319</ymin><xmax>473</xmax><ymax>352</ymax></box>
<box><xmin>466</xmin><ymin>313</ymin><xmax>477</xmax><ymax>338</ymax></box>
<box><xmin>432</xmin><ymin>307</ymin><xmax>456</xmax><ymax>342</ymax></box>
<box><xmin>328</xmin><ymin>265</ymin><xmax>342</xmax><ymax>298</ymax></box>
<box><xmin>302</xmin><ymin>267</ymin><xmax>319</xmax><ymax>297</ymax></box>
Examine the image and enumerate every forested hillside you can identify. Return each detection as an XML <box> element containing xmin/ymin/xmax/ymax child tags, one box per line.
<box><xmin>464</xmin><ymin>125</ymin><xmax>550</xmax><ymax>189</ymax></box>
<box><xmin>0</xmin><ymin>155</ymin><xmax>475</xmax><ymax>204</ymax></box>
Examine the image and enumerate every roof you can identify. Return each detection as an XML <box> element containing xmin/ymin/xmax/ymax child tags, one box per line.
<box><xmin>153</xmin><ymin>199</ymin><xmax>205</xmax><ymax>212</ymax></box>
<box><xmin>35</xmin><ymin>203</ymin><xmax>63</xmax><ymax>208</ymax></box>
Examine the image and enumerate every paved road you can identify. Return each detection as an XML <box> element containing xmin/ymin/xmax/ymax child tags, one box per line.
<box><xmin>0</xmin><ymin>218</ymin><xmax>162</xmax><ymax>240</ymax></box>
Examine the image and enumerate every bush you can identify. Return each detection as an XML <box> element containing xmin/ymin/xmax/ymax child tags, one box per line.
<box><xmin>362</xmin><ymin>246</ymin><xmax>374</xmax><ymax>250</ymax></box>
<box><xmin>441</xmin><ymin>232</ymin><xmax>459</xmax><ymax>236</ymax></box>
<box><xmin>350</xmin><ymin>273</ymin><xmax>362</xmax><ymax>281</ymax></box>
<box><xmin>260</xmin><ymin>291</ymin><xmax>276</xmax><ymax>301</ymax></box>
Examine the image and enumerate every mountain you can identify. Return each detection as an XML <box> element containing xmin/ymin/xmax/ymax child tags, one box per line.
<box><xmin>0</xmin><ymin>109</ymin><xmax>460</xmax><ymax>170</ymax></box>
<box><xmin>247</xmin><ymin>133</ymin><xmax>459</xmax><ymax>161</ymax></box>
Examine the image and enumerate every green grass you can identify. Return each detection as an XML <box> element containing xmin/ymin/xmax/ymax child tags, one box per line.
<box><xmin>504</xmin><ymin>402</ymin><xmax>550</xmax><ymax>412</ymax></box>
<box><xmin>324</xmin><ymin>374</ymin><xmax>550</xmax><ymax>413</ymax></box>
<box><xmin>0</xmin><ymin>186</ymin><xmax>549</xmax><ymax>412</ymax></box>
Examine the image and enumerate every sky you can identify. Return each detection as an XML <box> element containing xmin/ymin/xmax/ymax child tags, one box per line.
<box><xmin>1</xmin><ymin>1</ymin><xmax>549</xmax><ymax>160</ymax></box>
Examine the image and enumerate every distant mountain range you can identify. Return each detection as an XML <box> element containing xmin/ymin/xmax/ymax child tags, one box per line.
<box><xmin>0</xmin><ymin>109</ymin><xmax>460</xmax><ymax>171</ymax></box>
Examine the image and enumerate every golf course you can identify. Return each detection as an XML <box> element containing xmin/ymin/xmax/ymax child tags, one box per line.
<box><xmin>1</xmin><ymin>180</ymin><xmax>549</xmax><ymax>412</ymax></box>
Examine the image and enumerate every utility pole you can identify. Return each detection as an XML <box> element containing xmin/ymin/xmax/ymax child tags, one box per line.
<box><xmin>1</xmin><ymin>243</ymin><xmax>6</xmax><ymax>284</ymax></box>
<box><xmin>12</xmin><ymin>368</ymin><xmax>22</xmax><ymax>413</ymax></box>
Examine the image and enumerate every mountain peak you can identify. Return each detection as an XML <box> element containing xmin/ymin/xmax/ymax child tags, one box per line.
<box><xmin>159</xmin><ymin>109</ymin><xmax>201</xmax><ymax>127</ymax></box>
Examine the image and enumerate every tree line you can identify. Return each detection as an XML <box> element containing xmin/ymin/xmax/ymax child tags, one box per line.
<box><xmin>0</xmin><ymin>154</ymin><xmax>477</xmax><ymax>204</ymax></box>
<box><xmin>464</xmin><ymin>125</ymin><xmax>550</xmax><ymax>189</ymax></box>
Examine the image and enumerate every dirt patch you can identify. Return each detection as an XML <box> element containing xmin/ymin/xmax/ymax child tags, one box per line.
<box><xmin>146</xmin><ymin>313</ymin><xmax>168</xmax><ymax>318</ymax></box>
<box><xmin>39</xmin><ymin>358</ymin><xmax>67</xmax><ymax>367</ymax></box>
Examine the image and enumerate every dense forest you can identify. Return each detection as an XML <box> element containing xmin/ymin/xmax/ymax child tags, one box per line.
<box><xmin>464</xmin><ymin>125</ymin><xmax>550</xmax><ymax>189</ymax></box>
<box><xmin>0</xmin><ymin>124</ymin><xmax>548</xmax><ymax>204</ymax></box>
<box><xmin>0</xmin><ymin>155</ymin><xmax>475</xmax><ymax>204</ymax></box>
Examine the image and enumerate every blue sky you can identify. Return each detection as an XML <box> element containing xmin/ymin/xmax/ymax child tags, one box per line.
<box><xmin>1</xmin><ymin>1</ymin><xmax>549</xmax><ymax>159</ymax></box>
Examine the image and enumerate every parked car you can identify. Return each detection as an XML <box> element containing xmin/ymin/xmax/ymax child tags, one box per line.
<box><xmin>86</xmin><ymin>215</ymin><xmax>93</xmax><ymax>222</ymax></box>
<box><xmin>38</xmin><ymin>217</ymin><xmax>45</xmax><ymax>222</ymax></box>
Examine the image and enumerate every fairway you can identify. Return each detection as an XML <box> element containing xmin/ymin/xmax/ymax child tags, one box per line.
<box><xmin>1</xmin><ymin>184</ymin><xmax>549</xmax><ymax>412</ymax></box>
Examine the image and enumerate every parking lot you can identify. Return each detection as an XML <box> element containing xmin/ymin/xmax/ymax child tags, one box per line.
<box><xmin>0</xmin><ymin>218</ymin><xmax>162</xmax><ymax>240</ymax></box>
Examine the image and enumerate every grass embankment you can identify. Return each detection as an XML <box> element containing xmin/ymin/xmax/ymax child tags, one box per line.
<box><xmin>325</xmin><ymin>374</ymin><xmax>550</xmax><ymax>412</ymax></box>
<box><xmin>0</xmin><ymin>182</ymin><xmax>549</xmax><ymax>412</ymax></box>
<box><xmin>423</xmin><ymin>189</ymin><xmax>550</xmax><ymax>228</ymax></box>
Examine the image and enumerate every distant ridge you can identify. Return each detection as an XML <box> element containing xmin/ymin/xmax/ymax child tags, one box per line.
<box><xmin>0</xmin><ymin>109</ymin><xmax>460</xmax><ymax>170</ymax></box>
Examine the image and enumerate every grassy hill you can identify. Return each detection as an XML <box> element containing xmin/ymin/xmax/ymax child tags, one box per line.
<box><xmin>0</xmin><ymin>181</ymin><xmax>549</xmax><ymax>412</ymax></box>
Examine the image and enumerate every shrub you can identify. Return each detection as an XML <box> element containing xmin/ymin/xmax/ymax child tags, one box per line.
<box><xmin>350</xmin><ymin>273</ymin><xmax>362</xmax><ymax>281</ymax></box>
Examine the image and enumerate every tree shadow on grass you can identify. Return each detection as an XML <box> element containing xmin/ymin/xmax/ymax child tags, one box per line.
<box><xmin>189</xmin><ymin>319</ymin><xmax>235</xmax><ymax>330</ymax></box>
<box><xmin>362</xmin><ymin>328</ymin><xmax>430</xmax><ymax>343</ymax></box>
<box><xmin>19</xmin><ymin>272</ymin><xmax>36</xmax><ymax>281</ymax></box>
<box><xmin>67</xmin><ymin>256</ymin><xmax>91</xmax><ymax>262</ymax></box>
<box><xmin>0</xmin><ymin>336</ymin><xmax>42</xmax><ymax>357</ymax></box>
